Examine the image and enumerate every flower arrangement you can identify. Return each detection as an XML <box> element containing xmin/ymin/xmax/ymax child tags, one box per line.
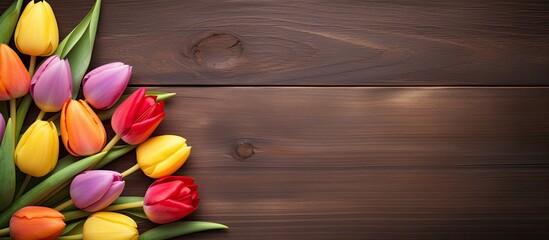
<box><xmin>0</xmin><ymin>0</ymin><xmax>227</xmax><ymax>239</ymax></box>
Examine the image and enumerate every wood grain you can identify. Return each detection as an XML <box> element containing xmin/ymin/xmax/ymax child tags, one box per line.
<box><xmin>104</xmin><ymin>87</ymin><xmax>549</xmax><ymax>240</ymax></box>
<box><xmin>3</xmin><ymin>0</ymin><xmax>548</xmax><ymax>85</ymax></box>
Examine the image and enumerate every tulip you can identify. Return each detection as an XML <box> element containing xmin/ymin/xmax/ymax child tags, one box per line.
<box><xmin>10</xmin><ymin>206</ymin><xmax>65</xmax><ymax>240</ymax></box>
<box><xmin>0</xmin><ymin>113</ymin><xmax>5</xmax><ymax>145</ymax></box>
<box><xmin>0</xmin><ymin>44</ymin><xmax>30</xmax><ymax>101</ymax></box>
<box><xmin>112</xmin><ymin>88</ymin><xmax>165</xmax><ymax>145</ymax></box>
<box><xmin>144</xmin><ymin>176</ymin><xmax>199</xmax><ymax>224</ymax></box>
<box><xmin>61</xmin><ymin>100</ymin><xmax>106</xmax><ymax>156</ymax></box>
<box><xmin>136</xmin><ymin>135</ymin><xmax>191</xmax><ymax>178</ymax></box>
<box><xmin>30</xmin><ymin>55</ymin><xmax>72</xmax><ymax>112</ymax></box>
<box><xmin>71</xmin><ymin>170</ymin><xmax>125</xmax><ymax>212</ymax></box>
<box><xmin>83</xmin><ymin>62</ymin><xmax>131</xmax><ymax>110</ymax></box>
<box><xmin>14</xmin><ymin>0</ymin><xmax>59</xmax><ymax>56</ymax></box>
<box><xmin>14</xmin><ymin>120</ymin><xmax>59</xmax><ymax>177</ymax></box>
<box><xmin>83</xmin><ymin>212</ymin><xmax>139</xmax><ymax>240</ymax></box>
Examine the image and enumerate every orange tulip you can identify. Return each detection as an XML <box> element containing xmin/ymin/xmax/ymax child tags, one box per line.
<box><xmin>10</xmin><ymin>206</ymin><xmax>65</xmax><ymax>240</ymax></box>
<box><xmin>0</xmin><ymin>44</ymin><xmax>30</xmax><ymax>101</ymax></box>
<box><xmin>61</xmin><ymin>100</ymin><xmax>106</xmax><ymax>156</ymax></box>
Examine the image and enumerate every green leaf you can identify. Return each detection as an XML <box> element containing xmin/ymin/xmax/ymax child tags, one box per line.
<box><xmin>62</xmin><ymin>220</ymin><xmax>84</xmax><ymax>235</ymax></box>
<box><xmin>54</xmin><ymin>0</ymin><xmax>101</xmax><ymax>99</ymax></box>
<box><xmin>93</xmin><ymin>145</ymin><xmax>136</xmax><ymax>169</ymax></box>
<box><xmin>139</xmin><ymin>221</ymin><xmax>228</xmax><ymax>240</ymax></box>
<box><xmin>0</xmin><ymin>0</ymin><xmax>23</xmax><ymax>44</ymax></box>
<box><xmin>118</xmin><ymin>209</ymin><xmax>147</xmax><ymax>220</ymax></box>
<box><xmin>111</xmin><ymin>196</ymin><xmax>144</xmax><ymax>205</ymax></box>
<box><xmin>27</xmin><ymin>147</ymin><xmax>79</xmax><ymax>190</ymax></box>
<box><xmin>15</xmin><ymin>94</ymin><xmax>32</xmax><ymax>142</ymax></box>
<box><xmin>0</xmin><ymin>151</ymin><xmax>109</xmax><ymax>227</ymax></box>
<box><xmin>0</xmin><ymin>119</ymin><xmax>15</xmax><ymax>211</ymax></box>
<box><xmin>146</xmin><ymin>91</ymin><xmax>176</xmax><ymax>102</ymax></box>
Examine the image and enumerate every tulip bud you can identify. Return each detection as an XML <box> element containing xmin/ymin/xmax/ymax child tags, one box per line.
<box><xmin>83</xmin><ymin>212</ymin><xmax>139</xmax><ymax>240</ymax></box>
<box><xmin>112</xmin><ymin>88</ymin><xmax>165</xmax><ymax>145</ymax></box>
<box><xmin>61</xmin><ymin>100</ymin><xmax>107</xmax><ymax>156</ymax></box>
<box><xmin>143</xmin><ymin>176</ymin><xmax>199</xmax><ymax>224</ymax></box>
<box><xmin>0</xmin><ymin>44</ymin><xmax>30</xmax><ymax>100</ymax></box>
<box><xmin>14</xmin><ymin>0</ymin><xmax>59</xmax><ymax>56</ymax></box>
<box><xmin>71</xmin><ymin>170</ymin><xmax>125</xmax><ymax>212</ymax></box>
<box><xmin>83</xmin><ymin>62</ymin><xmax>131</xmax><ymax>110</ymax></box>
<box><xmin>30</xmin><ymin>55</ymin><xmax>72</xmax><ymax>112</ymax></box>
<box><xmin>10</xmin><ymin>206</ymin><xmax>65</xmax><ymax>240</ymax></box>
<box><xmin>137</xmin><ymin>135</ymin><xmax>191</xmax><ymax>178</ymax></box>
<box><xmin>14</xmin><ymin>120</ymin><xmax>59</xmax><ymax>177</ymax></box>
<box><xmin>0</xmin><ymin>113</ymin><xmax>5</xmax><ymax>145</ymax></box>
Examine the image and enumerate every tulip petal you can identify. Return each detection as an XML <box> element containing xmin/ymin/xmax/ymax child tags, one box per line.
<box><xmin>71</xmin><ymin>170</ymin><xmax>118</xmax><ymax>209</ymax></box>
<box><xmin>10</xmin><ymin>206</ymin><xmax>65</xmax><ymax>240</ymax></box>
<box><xmin>0</xmin><ymin>44</ymin><xmax>30</xmax><ymax>100</ymax></box>
<box><xmin>83</xmin><ymin>212</ymin><xmax>138</xmax><ymax>240</ymax></box>
<box><xmin>144</xmin><ymin>199</ymin><xmax>197</xmax><ymax>224</ymax></box>
<box><xmin>84</xmin><ymin>180</ymin><xmax>125</xmax><ymax>212</ymax></box>
<box><xmin>30</xmin><ymin>56</ymin><xmax>72</xmax><ymax>112</ymax></box>
<box><xmin>14</xmin><ymin>121</ymin><xmax>59</xmax><ymax>177</ymax></box>
<box><xmin>121</xmin><ymin>111</ymin><xmax>165</xmax><ymax>145</ymax></box>
<box><xmin>61</xmin><ymin>100</ymin><xmax>106</xmax><ymax>156</ymax></box>
<box><xmin>83</xmin><ymin>63</ymin><xmax>131</xmax><ymax>109</ymax></box>
<box><xmin>112</xmin><ymin>88</ymin><xmax>146</xmax><ymax>136</ymax></box>
<box><xmin>146</xmin><ymin>146</ymin><xmax>191</xmax><ymax>178</ymax></box>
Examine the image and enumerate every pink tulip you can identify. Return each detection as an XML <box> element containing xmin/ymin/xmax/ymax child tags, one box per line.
<box><xmin>30</xmin><ymin>55</ymin><xmax>72</xmax><ymax>112</ymax></box>
<box><xmin>143</xmin><ymin>176</ymin><xmax>199</xmax><ymax>224</ymax></box>
<box><xmin>83</xmin><ymin>62</ymin><xmax>131</xmax><ymax>110</ymax></box>
<box><xmin>112</xmin><ymin>88</ymin><xmax>165</xmax><ymax>145</ymax></box>
<box><xmin>70</xmin><ymin>170</ymin><xmax>125</xmax><ymax>212</ymax></box>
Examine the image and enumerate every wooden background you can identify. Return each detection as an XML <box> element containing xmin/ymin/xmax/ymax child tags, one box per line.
<box><xmin>3</xmin><ymin>0</ymin><xmax>549</xmax><ymax>239</ymax></box>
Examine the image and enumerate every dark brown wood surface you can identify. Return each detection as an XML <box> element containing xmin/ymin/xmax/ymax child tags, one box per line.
<box><xmin>3</xmin><ymin>0</ymin><xmax>549</xmax><ymax>239</ymax></box>
<box><xmin>92</xmin><ymin>0</ymin><xmax>549</xmax><ymax>85</ymax></box>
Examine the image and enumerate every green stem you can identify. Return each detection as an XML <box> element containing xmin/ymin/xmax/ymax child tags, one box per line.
<box><xmin>15</xmin><ymin>174</ymin><xmax>32</xmax><ymax>200</ymax></box>
<box><xmin>36</xmin><ymin>110</ymin><xmax>46</xmax><ymax>121</ymax></box>
<box><xmin>121</xmin><ymin>163</ymin><xmax>140</xmax><ymax>177</ymax></box>
<box><xmin>57</xmin><ymin>234</ymin><xmax>83</xmax><ymax>240</ymax></box>
<box><xmin>0</xmin><ymin>227</ymin><xmax>8</xmax><ymax>237</ymax></box>
<box><xmin>102</xmin><ymin>134</ymin><xmax>121</xmax><ymax>153</ymax></box>
<box><xmin>63</xmin><ymin>201</ymin><xmax>144</xmax><ymax>221</ymax></box>
<box><xmin>28</xmin><ymin>55</ymin><xmax>36</xmax><ymax>77</ymax></box>
<box><xmin>54</xmin><ymin>199</ymin><xmax>74</xmax><ymax>211</ymax></box>
<box><xmin>9</xmin><ymin>98</ymin><xmax>16</xmax><ymax>146</ymax></box>
<box><xmin>103</xmin><ymin>200</ymin><xmax>144</xmax><ymax>212</ymax></box>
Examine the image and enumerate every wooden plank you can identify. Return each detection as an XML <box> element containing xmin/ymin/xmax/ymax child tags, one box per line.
<box><xmin>104</xmin><ymin>87</ymin><xmax>549</xmax><ymax>239</ymax></box>
<box><xmin>64</xmin><ymin>1</ymin><xmax>549</xmax><ymax>86</ymax></box>
<box><xmin>3</xmin><ymin>1</ymin><xmax>548</xmax><ymax>85</ymax></box>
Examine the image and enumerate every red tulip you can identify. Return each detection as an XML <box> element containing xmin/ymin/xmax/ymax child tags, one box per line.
<box><xmin>112</xmin><ymin>88</ymin><xmax>165</xmax><ymax>145</ymax></box>
<box><xmin>143</xmin><ymin>176</ymin><xmax>199</xmax><ymax>224</ymax></box>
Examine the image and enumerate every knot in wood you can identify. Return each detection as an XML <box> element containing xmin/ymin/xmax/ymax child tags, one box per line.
<box><xmin>236</xmin><ymin>142</ymin><xmax>255</xmax><ymax>159</ymax></box>
<box><xmin>191</xmin><ymin>33</ymin><xmax>243</xmax><ymax>70</ymax></box>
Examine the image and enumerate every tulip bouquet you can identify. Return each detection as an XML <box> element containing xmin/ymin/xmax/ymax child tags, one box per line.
<box><xmin>0</xmin><ymin>0</ymin><xmax>226</xmax><ymax>239</ymax></box>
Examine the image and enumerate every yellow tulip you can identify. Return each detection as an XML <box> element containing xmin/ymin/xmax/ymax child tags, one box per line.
<box><xmin>136</xmin><ymin>135</ymin><xmax>191</xmax><ymax>178</ymax></box>
<box><xmin>14</xmin><ymin>120</ymin><xmax>58</xmax><ymax>177</ymax></box>
<box><xmin>14</xmin><ymin>0</ymin><xmax>59</xmax><ymax>56</ymax></box>
<box><xmin>83</xmin><ymin>212</ymin><xmax>139</xmax><ymax>240</ymax></box>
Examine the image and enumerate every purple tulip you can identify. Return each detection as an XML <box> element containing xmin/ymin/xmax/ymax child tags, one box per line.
<box><xmin>70</xmin><ymin>170</ymin><xmax>125</xmax><ymax>212</ymax></box>
<box><xmin>83</xmin><ymin>62</ymin><xmax>131</xmax><ymax>110</ymax></box>
<box><xmin>0</xmin><ymin>113</ymin><xmax>5</xmax><ymax>144</ymax></box>
<box><xmin>30</xmin><ymin>55</ymin><xmax>72</xmax><ymax>112</ymax></box>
